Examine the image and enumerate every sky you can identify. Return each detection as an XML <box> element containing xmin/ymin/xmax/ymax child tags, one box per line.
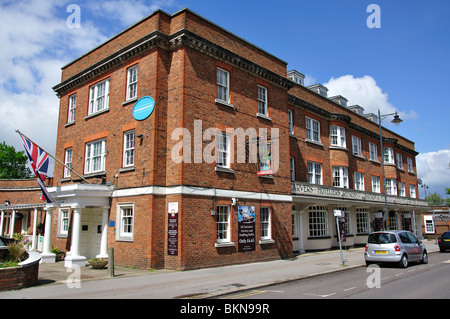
<box><xmin>0</xmin><ymin>0</ymin><xmax>449</xmax><ymax>199</ymax></box>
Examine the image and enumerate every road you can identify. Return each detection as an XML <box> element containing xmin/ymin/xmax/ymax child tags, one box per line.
<box><xmin>221</xmin><ymin>252</ymin><xmax>450</xmax><ymax>299</ymax></box>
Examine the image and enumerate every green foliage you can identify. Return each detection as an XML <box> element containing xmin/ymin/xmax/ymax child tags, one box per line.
<box><xmin>7</xmin><ymin>242</ymin><xmax>26</xmax><ymax>263</ymax></box>
<box><xmin>0</xmin><ymin>141</ymin><xmax>33</xmax><ymax>179</ymax></box>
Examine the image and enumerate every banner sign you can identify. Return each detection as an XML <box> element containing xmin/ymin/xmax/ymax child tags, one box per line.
<box><xmin>168</xmin><ymin>202</ymin><xmax>178</xmax><ymax>256</ymax></box>
<box><xmin>238</xmin><ymin>206</ymin><xmax>256</xmax><ymax>252</ymax></box>
<box><xmin>257</xmin><ymin>141</ymin><xmax>273</xmax><ymax>176</ymax></box>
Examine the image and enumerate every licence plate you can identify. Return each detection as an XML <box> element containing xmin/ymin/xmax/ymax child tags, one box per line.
<box><xmin>445</xmin><ymin>239</ymin><xmax>450</xmax><ymax>242</ymax></box>
<box><xmin>375</xmin><ymin>250</ymin><xmax>388</xmax><ymax>254</ymax></box>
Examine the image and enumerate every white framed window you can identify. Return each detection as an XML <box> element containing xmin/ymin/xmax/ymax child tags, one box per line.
<box><xmin>64</xmin><ymin>148</ymin><xmax>73</xmax><ymax>178</ymax></box>
<box><xmin>58</xmin><ymin>209</ymin><xmax>70</xmax><ymax>236</ymax></box>
<box><xmin>369</xmin><ymin>142</ymin><xmax>378</xmax><ymax>161</ymax></box>
<box><xmin>216</xmin><ymin>205</ymin><xmax>230</xmax><ymax>243</ymax></box>
<box><xmin>396</xmin><ymin>153</ymin><xmax>403</xmax><ymax>170</ymax></box>
<box><xmin>260</xmin><ymin>207</ymin><xmax>271</xmax><ymax>240</ymax></box>
<box><xmin>288</xmin><ymin>109</ymin><xmax>294</xmax><ymax>135</ymax></box>
<box><xmin>89</xmin><ymin>78</ymin><xmax>110</xmax><ymax>115</ymax></box>
<box><xmin>330</xmin><ymin>125</ymin><xmax>346</xmax><ymax>148</ymax></box>
<box><xmin>309</xmin><ymin>206</ymin><xmax>329</xmax><ymax>237</ymax></box>
<box><xmin>398</xmin><ymin>182</ymin><xmax>406</xmax><ymax>197</ymax></box>
<box><xmin>123</xmin><ymin>130</ymin><xmax>135</xmax><ymax>167</ymax></box>
<box><xmin>307</xmin><ymin>161</ymin><xmax>322</xmax><ymax>185</ymax></box>
<box><xmin>257</xmin><ymin>85</ymin><xmax>268</xmax><ymax>116</ymax></box>
<box><xmin>216</xmin><ymin>131</ymin><xmax>230</xmax><ymax>168</ymax></box>
<box><xmin>336</xmin><ymin>206</ymin><xmax>351</xmax><ymax>235</ymax></box>
<box><xmin>126</xmin><ymin>65</ymin><xmax>138</xmax><ymax>100</ymax></box>
<box><xmin>68</xmin><ymin>94</ymin><xmax>76</xmax><ymax>123</ymax></box>
<box><xmin>356</xmin><ymin>208</ymin><xmax>370</xmax><ymax>234</ymax></box>
<box><xmin>354</xmin><ymin>172</ymin><xmax>365</xmax><ymax>191</ymax></box>
<box><xmin>372</xmin><ymin>176</ymin><xmax>381</xmax><ymax>193</ymax></box>
<box><xmin>386</xmin><ymin>178</ymin><xmax>397</xmax><ymax>195</ymax></box>
<box><xmin>332</xmin><ymin>166</ymin><xmax>348</xmax><ymax>188</ymax></box>
<box><xmin>85</xmin><ymin>139</ymin><xmax>106</xmax><ymax>174</ymax></box>
<box><xmin>410</xmin><ymin>184</ymin><xmax>417</xmax><ymax>198</ymax></box>
<box><xmin>352</xmin><ymin>136</ymin><xmax>362</xmax><ymax>156</ymax></box>
<box><xmin>424</xmin><ymin>215</ymin><xmax>434</xmax><ymax>234</ymax></box>
<box><xmin>305</xmin><ymin>117</ymin><xmax>320</xmax><ymax>143</ymax></box>
<box><xmin>383</xmin><ymin>147</ymin><xmax>395</xmax><ymax>164</ymax></box>
<box><xmin>290</xmin><ymin>157</ymin><xmax>295</xmax><ymax>182</ymax></box>
<box><xmin>117</xmin><ymin>204</ymin><xmax>134</xmax><ymax>241</ymax></box>
<box><xmin>217</xmin><ymin>68</ymin><xmax>230</xmax><ymax>103</ymax></box>
<box><xmin>407</xmin><ymin>157</ymin><xmax>414</xmax><ymax>173</ymax></box>
<box><xmin>389</xmin><ymin>211</ymin><xmax>398</xmax><ymax>230</ymax></box>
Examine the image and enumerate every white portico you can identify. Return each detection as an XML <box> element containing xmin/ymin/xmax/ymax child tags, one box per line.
<box><xmin>46</xmin><ymin>184</ymin><xmax>113</xmax><ymax>268</ymax></box>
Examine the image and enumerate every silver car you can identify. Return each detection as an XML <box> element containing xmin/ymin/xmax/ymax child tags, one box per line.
<box><xmin>364</xmin><ymin>230</ymin><xmax>428</xmax><ymax>268</ymax></box>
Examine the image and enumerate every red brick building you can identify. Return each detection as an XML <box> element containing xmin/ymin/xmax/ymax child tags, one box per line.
<box><xmin>38</xmin><ymin>8</ymin><xmax>427</xmax><ymax>270</ymax></box>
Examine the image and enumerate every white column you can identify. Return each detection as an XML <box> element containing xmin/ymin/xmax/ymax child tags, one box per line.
<box><xmin>0</xmin><ymin>211</ymin><xmax>4</xmax><ymax>237</ymax></box>
<box><xmin>97</xmin><ymin>207</ymin><xmax>109</xmax><ymax>258</ymax></box>
<box><xmin>64</xmin><ymin>207</ymin><xmax>86</xmax><ymax>268</ymax></box>
<box><xmin>32</xmin><ymin>208</ymin><xmax>38</xmax><ymax>250</ymax></box>
<box><xmin>9</xmin><ymin>210</ymin><xmax>16</xmax><ymax>238</ymax></box>
<box><xmin>40</xmin><ymin>207</ymin><xmax>56</xmax><ymax>263</ymax></box>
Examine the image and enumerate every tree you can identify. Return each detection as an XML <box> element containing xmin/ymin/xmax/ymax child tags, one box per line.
<box><xmin>0</xmin><ymin>141</ymin><xmax>33</xmax><ymax>179</ymax></box>
<box><xmin>425</xmin><ymin>188</ymin><xmax>450</xmax><ymax>207</ymax></box>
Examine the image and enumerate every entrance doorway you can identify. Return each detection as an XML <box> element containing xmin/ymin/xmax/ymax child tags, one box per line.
<box><xmin>79</xmin><ymin>209</ymin><xmax>103</xmax><ymax>259</ymax></box>
<box><xmin>292</xmin><ymin>210</ymin><xmax>304</xmax><ymax>254</ymax></box>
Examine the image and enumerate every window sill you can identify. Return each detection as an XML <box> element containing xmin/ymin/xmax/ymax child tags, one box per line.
<box><xmin>259</xmin><ymin>239</ymin><xmax>275</xmax><ymax>245</ymax></box>
<box><xmin>329</xmin><ymin>146</ymin><xmax>348</xmax><ymax>151</ymax></box>
<box><xmin>119</xmin><ymin>166</ymin><xmax>135</xmax><ymax>173</ymax></box>
<box><xmin>352</xmin><ymin>154</ymin><xmax>365</xmax><ymax>160</ymax></box>
<box><xmin>215</xmin><ymin>166</ymin><xmax>234</xmax><ymax>174</ymax></box>
<box><xmin>84</xmin><ymin>108</ymin><xmax>109</xmax><ymax>120</ymax></box>
<box><xmin>122</xmin><ymin>97</ymin><xmax>138</xmax><ymax>106</ymax></box>
<box><xmin>305</xmin><ymin>139</ymin><xmax>323</xmax><ymax>147</ymax></box>
<box><xmin>83</xmin><ymin>171</ymin><xmax>106</xmax><ymax>179</ymax></box>
<box><xmin>215</xmin><ymin>242</ymin><xmax>235</xmax><ymax>248</ymax></box>
<box><xmin>256</xmin><ymin>113</ymin><xmax>272</xmax><ymax>121</ymax></box>
<box><xmin>215</xmin><ymin>99</ymin><xmax>235</xmax><ymax>109</ymax></box>
<box><xmin>65</xmin><ymin>122</ymin><xmax>75</xmax><ymax>128</ymax></box>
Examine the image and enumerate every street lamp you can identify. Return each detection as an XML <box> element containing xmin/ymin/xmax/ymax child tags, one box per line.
<box><xmin>378</xmin><ymin>110</ymin><xmax>403</xmax><ymax>230</ymax></box>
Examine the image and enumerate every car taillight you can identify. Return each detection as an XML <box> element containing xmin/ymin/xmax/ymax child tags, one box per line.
<box><xmin>438</xmin><ymin>238</ymin><xmax>442</xmax><ymax>243</ymax></box>
<box><xmin>365</xmin><ymin>244</ymin><xmax>368</xmax><ymax>252</ymax></box>
<box><xmin>394</xmin><ymin>244</ymin><xmax>401</xmax><ymax>252</ymax></box>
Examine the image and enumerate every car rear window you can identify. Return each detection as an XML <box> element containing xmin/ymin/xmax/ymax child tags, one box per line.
<box><xmin>442</xmin><ymin>232</ymin><xmax>450</xmax><ymax>239</ymax></box>
<box><xmin>368</xmin><ymin>233</ymin><xmax>397</xmax><ymax>244</ymax></box>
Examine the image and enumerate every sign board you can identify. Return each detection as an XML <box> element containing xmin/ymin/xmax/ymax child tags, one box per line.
<box><xmin>167</xmin><ymin>202</ymin><xmax>178</xmax><ymax>256</ymax></box>
<box><xmin>334</xmin><ymin>209</ymin><xmax>343</xmax><ymax>217</ymax></box>
<box><xmin>238</xmin><ymin>206</ymin><xmax>255</xmax><ymax>252</ymax></box>
<box><xmin>132</xmin><ymin>96</ymin><xmax>155</xmax><ymax>121</ymax></box>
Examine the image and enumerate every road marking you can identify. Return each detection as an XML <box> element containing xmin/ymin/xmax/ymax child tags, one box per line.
<box><xmin>443</xmin><ymin>260</ymin><xmax>450</xmax><ymax>264</ymax></box>
<box><xmin>225</xmin><ymin>290</ymin><xmax>267</xmax><ymax>299</ymax></box>
<box><xmin>343</xmin><ymin>287</ymin><xmax>357</xmax><ymax>292</ymax></box>
<box><xmin>302</xmin><ymin>292</ymin><xmax>336</xmax><ymax>298</ymax></box>
<box><xmin>395</xmin><ymin>272</ymin><xmax>403</xmax><ymax>276</ymax></box>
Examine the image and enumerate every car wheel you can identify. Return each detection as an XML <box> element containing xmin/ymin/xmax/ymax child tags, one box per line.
<box><xmin>421</xmin><ymin>251</ymin><xmax>428</xmax><ymax>264</ymax></box>
<box><xmin>399</xmin><ymin>254</ymin><xmax>408</xmax><ymax>268</ymax></box>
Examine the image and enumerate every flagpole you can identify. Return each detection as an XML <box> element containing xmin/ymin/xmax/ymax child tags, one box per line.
<box><xmin>16</xmin><ymin>130</ymin><xmax>90</xmax><ymax>184</ymax></box>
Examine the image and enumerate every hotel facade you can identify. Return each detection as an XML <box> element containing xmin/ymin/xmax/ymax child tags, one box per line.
<box><xmin>1</xmin><ymin>8</ymin><xmax>427</xmax><ymax>270</ymax></box>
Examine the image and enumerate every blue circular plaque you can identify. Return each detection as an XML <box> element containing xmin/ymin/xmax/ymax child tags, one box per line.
<box><xmin>132</xmin><ymin>96</ymin><xmax>155</xmax><ymax>121</ymax></box>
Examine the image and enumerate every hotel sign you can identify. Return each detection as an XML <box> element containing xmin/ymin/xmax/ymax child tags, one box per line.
<box><xmin>291</xmin><ymin>182</ymin><xmax>428</xmax><ymax>208</ymax></box>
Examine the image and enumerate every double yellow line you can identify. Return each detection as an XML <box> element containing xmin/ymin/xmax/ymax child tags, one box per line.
<box><xmin>222</xmin><ymin>290</ymin><xmax>267</xmax><ymax>299</ymax></box>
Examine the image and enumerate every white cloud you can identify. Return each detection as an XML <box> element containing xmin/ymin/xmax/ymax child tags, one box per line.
<box><xmin>416</xmin><ymin>149</ymin><xmax>450</xmax><ymax>198</ymax></box>
<box><xmin>86</xmin><ymin>0</ymin><xmax>177</xmax><ymax>27</ymax></box>
<box><xmin>323</xmin><ymin>75</ymin><xmax>418</xmax><ymax>120</ymax></box>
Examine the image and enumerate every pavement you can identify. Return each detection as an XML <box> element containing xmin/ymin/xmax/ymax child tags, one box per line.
<box><xmin>0</xmin><ymin>240</ymin><xmax>440</xmax><ymax>299</ymax></box>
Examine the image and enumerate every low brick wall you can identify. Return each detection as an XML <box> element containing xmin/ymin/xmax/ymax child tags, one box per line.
<box><xmin>0</xmin><ymin>251</ymin><xmax>41</xmax><ymax>291</ymax></box>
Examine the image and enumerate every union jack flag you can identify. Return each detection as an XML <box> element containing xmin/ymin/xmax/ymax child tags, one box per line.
<box><xmin>20</xmin><ymin>134</ymin><xmax>54</xmax><ymax>203</ymax></box>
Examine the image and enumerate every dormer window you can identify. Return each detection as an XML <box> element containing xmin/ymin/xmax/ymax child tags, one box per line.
<box><xmin>307</xmin><ymin>84</ymin><xmax>328</xmax><ymax>97</ymax></box>
<box><xmin>287</xmin><ymin>70</ymin><xmax>305</xmax><ymax>86</ymax></box>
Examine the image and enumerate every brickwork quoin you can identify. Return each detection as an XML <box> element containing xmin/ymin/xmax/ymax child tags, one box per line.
<box><xmin>171</xmin><ymin>119</ymin><xmax>280</xmax><ymax>174</ymax></box>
